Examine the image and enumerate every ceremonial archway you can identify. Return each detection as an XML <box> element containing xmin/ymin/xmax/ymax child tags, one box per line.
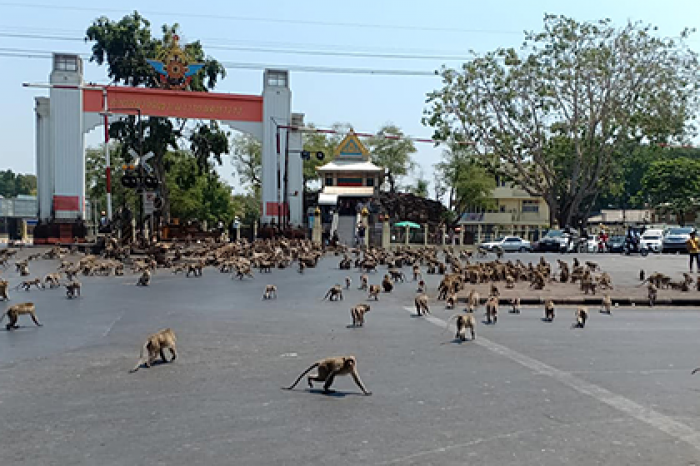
<box><xmin>32</xmin><ymin>53</ymin><xmax>304</xmax><ymax>236</ymax></box>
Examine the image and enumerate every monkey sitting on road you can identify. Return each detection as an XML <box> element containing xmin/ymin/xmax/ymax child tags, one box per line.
<box><xmin>323</xmin><ymin>285</ymin><xmax>344</xmax><ymax>301</ymax></box>
<box><xmin>262</xmin><ymin>284</ymin><xmax>277</xmax><ymax>300</ymax></box>
<box><xmin>412</xmin><ymin>264</ymin><xmax>422</xmax><ymax>282</ymax></box>
<box><xmin>382</xmin><ymin>275</ymin><xmax>394</xmax><ymax>293</ymax></box>
<box><xmin>0</xmin><ymin>279</ymin><xmax>8</xmax><ymax>301</ymax></box>
<box><xmin>350</xmin><ymin>304</ymin><xmax>371</xmax><ymax>327</ymax></box>
<box><xmin>65</xmin><ymin>281</ymin><xmax>81</xmax><ymax>299</ymax></box>
<box><xmin>416</xmin><ymin>280</ymin><xmax>426</xmax><ymax>293</ymax></box>
<box><xmin>505</xmin><ymin>275</ymin><xmax>515</xmax><ymax>289</ymax></box>
<box><xmin>130</xmin><ymin>328</ymin><xmax>177</xmax><ymax>372</ymax></box>
<box><xmin>445</xmin><ymin>293</ymin><xmax>457</xmax><ymax>310</ymax></box>
<box><xmin>16</xmin><ymin>278</ymin><xmax>43</xmax><ymax>291</ymax></box>
<box><xmin>282</xmin><ymin>355</ymin><xmax>371</xmax><ymax>395</ymax></box>
<box><xmin>414</xmin><ymin>293</ymin><xmax>430</xmax><ymax>316</ymax></box>
<box><xmin>467</xmin><ymin>290</ymin><xmax>480</xmax><ymax>313</ymax></box>
<box><xmin>573</xmin><ymin>307</ymin><xmax>589</xmax><ymax>328</ymax></box>
<box><xmin>600</xmin><ymin>294</ymin><xmax>612</xmax><ymax>314</ymax></box>
<box><xmin>0</xmin><ymin>302</ymin><xmax>42</xmax><ymax>330</ymax></box>
<box><xmin>298</xmin><ymin>261</ymin><xmax>306</xmax><ymax>274</ymax></box>
<box><xmin>448</xmin><ymin>313</ymin><xmax>476</xmax><ymax>341</ymax></box>
<box><xmin>490</xmin><ymin>284</ymin><xmax>500</xmax><ymax>298</ymax></box>
<box><xmin>345</xmin><ymin>276</ymin><xmax>352</xmax><ymax>289</ymax></box>
<box><xmin>485</xmin><ymin>296</ymin><xmax>499</xmax><ymax>324</ymax></box>
<box><xmin>544</xmin><ymin>300</ymin><xmax>555</xmax><ymax>322</ymax></box>
<box><xmin>358</xmin><ymin>274</ymin><xmax>368</xmax><ymax>291</ymax></box>
<box><xmin>186</xmin><ymin>262</ymin><xmax>203</xmax><ymax>278</ymax></box>
<box><xmin>368</xmin><ymin>284</ymin><xmax>381</xmax><ymax>301</ymax></box>
<box><xmin>136</xmin><ymin>270</ymin><xmax>151</xmax><ymax>287</ymax></box>
<box><xmin>510</xmin><ymin>297</ymin><xmax>521</xmax><ymax>314</ymax></box>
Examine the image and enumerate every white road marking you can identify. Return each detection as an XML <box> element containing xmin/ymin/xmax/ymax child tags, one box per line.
<box><xmin>404</xmin><ymin>307</ymin><xmax>700</xmax><ymax>452</ymax></box>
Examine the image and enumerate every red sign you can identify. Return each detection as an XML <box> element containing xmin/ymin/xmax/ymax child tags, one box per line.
<box><xmin>83</xmin><ymin>86</ymin><xmax>263</xmax><ymax>122</ymax></box>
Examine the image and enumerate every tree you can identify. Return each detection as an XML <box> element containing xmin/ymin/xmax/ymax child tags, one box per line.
<box><xmin>641</xmin><ymin>158</ymin><xmax>700</xmax><ymax>225</ymax></box>
<box><xmin>302</xmin><ymin>124</ymin><xmax>338</xmax><ymax>192</ymax></box>
<box><xmin>367</xmin><ymin>124</ymin><xmax>417</xmax><ymax>193</ymax></box>
<box><xmin>86</xmin><ymin>13</ymin><xmax>228</xmax><ymax>220</ymax></box>
<box><xmin>0</xmin><ymin>171</ymin><xmax>37</xmax><ymax>198</ymax></box>
<box><xmin>434</xmin><ymin>143</ymin><xmax>496</xmax><ymax>226</ymax></box>
<box><xmin>230</xmin><ymin>133</ymin><xmax>262</xmax><ymax>191</ymax></box>
<box><xmin>408</xmin><ymin>175</ymin><xmax>429</xmax><ymax>198</ymax></box>
<box><xmin>85</xmin><ymin>145</ymin><xmax>137</xmax><ymax>215</ymax></box>
<box><xmin>424</xmin><ymin>14</ymin><xmax>700</xmax><ymax>228</ymax></box>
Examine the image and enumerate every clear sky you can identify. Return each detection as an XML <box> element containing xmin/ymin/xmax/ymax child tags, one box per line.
<box><xmin>1</xmin><ymin>0</ymin><xmax>699</xmax><ymax>193</ymax></box>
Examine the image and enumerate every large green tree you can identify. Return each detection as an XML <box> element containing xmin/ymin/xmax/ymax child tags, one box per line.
<box><xmin>230</xmin><ymin>133</ymin><xmax>262</xmax><ymax>191</ymax></box>
<box><xmin>424</xmin><ymin>14</ymin><xmax>700</xmax><ymax>227</ymax></box>
<box><xmin>85</xmin><ymin>12</ymin><xmax>228</xmax><ymax>220</ymax></box>
<box><xmin>641</xmin><ymin>157</ymin><xmax>700</xmax><ymax>225</ymax></box>
<box><xmin>367</xmin><ymin>124</ymin><xmax>417</xmax><ymax>193</ymax></box>
<box><xmin>0</xmin><ymin>170</ymin><xmax>37</xmax><ymax>198</ymax></box>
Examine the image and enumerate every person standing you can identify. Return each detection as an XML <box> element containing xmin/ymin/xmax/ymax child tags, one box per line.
<box><xmin>686</xmin><ymin>230</ymin><xmax>700</xmax><ymax>272</ymax></box>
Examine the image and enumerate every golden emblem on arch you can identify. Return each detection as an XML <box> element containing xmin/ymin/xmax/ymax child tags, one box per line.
<box><xmin>147</xmin><ymin>35</ymin><xmax>204</xmax><ymax>90</ymax></box>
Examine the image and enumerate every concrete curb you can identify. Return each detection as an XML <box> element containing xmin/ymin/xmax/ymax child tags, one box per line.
<box><xmin>457</xmin><ymin>297</ymin><xmax>700</xmax><ymax>307</ymax></box>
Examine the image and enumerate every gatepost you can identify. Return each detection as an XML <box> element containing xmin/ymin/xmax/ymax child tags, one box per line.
<box><xmin>312</xmin><ymin>207</ymin><xmax>322</xmax><ymax>245</ymax></box>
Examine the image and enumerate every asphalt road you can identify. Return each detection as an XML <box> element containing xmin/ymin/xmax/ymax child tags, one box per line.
<box><xmin>1</xmin><ymin>251</ymin><xmax>700</xmax><ymax>465</ymax></box>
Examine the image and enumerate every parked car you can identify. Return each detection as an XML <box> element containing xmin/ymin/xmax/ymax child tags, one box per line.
<box><xmin>479</xmin><ymin>236</ymin><xmax>532</xmax><ymax>252</ymax></box>
<box><xmin>640</xmin><ymin>229</ymin><xmax>664</xmax><ymax>253</ymax></box>
<box><xmin>606</xmin><ymin>235</ymin><xmax>626</xmax><ymax>253</ymax></box>
<box><xmin>536</xmin><ymin>229</ymin><xmax>578</xmax><ymax>252</ymax></box>
<box><xmin>662</xmin><ymin>227</ymin><xmax>695</xmax><ymax>253</ymax></box>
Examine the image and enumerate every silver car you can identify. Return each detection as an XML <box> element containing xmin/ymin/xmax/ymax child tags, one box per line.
<box><xmin>480</xmin><ymin>236</ymin><xmax>532</xmax><ymax>253</ymax></box>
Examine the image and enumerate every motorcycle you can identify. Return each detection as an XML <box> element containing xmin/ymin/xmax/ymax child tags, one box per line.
<box><xmin>622</xmin><ymin>236</ymin><xmax>649</xmax><ymax>257</ymax></box>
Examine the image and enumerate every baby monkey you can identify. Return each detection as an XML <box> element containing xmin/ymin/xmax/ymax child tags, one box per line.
<box><xmin>509</xmin><ymin>297</ymin><xmax>521</xmax><ymax>314</ymax></box>
<box><xmin>136</xmin><ymin>270</ymin><xmax>151</xmax><ymax>287</ymax></box>
<box><xmin>282</xmin><ymin>355</ymin><xmax>371</xmax><ymax>396</ymax></box>
<box><xmin>262</xmin><ymin>284</ymin><xmax>277</xmax><ymax>300</ymax></box>
<box><xmin>345</xmin><ymin>276</ymin><xmax>352</xmax><ymax>289</ymax></box>
<box><xmin>572</xmin><ymin>306</ymin><xmax>589</xmax><ymax>328</ymax></box>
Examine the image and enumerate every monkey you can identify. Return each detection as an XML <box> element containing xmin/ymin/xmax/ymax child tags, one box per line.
<box><xmin>585</xmin><ymin>261</ymin><xmax>599</xmax><ymax>272</ymax></box>
<box><xmin>382</xmin><ymin>274</ymin><xmax>394</xmax><ymax>293</ymax></box>
<box><xmin>505</xmin><ymin>275</ymin><xmax>515</xmax><ymax>289</ymax></box>
<box><xmin>368</xmin><ymin>284</ymin><xmax>381</xmax><ymax>301</ymax></box>
<box><xmin>493</xmin><ymin>245</ymin><xmax>504</xmax><ymax>259</ymax></box>
<box><xmin>282</xmin><ymin>355</ymin><xmax>371</xmax><ymax>395</ymax></box>
<box><xmin>414</xmin><ymin>293</ymin><xmax>430</xmax><ymax>316</ymax></box>
<box><xmin>114</xmin><ymin>263</ymin><xmax>124</xmax><ymax>276</ymax></box>
<box><xmin>345</xmin><ymin>276</ymin><xmax>352</xmax><ymax>289</ymax></box>
<box><xmin>648</xmin><ymin>283</ymin><xmax>658</xmax><ymax>307</ymax></box>
<box><xmin>65</xmin><ymin>280</ymin><xmax>81</xmax><ymax>299</ymax></box>
<box><xmin>485</xmin><ymin>296</ymin><xmax>499</xmax><ymax>324</ymax></box>
<box><xmin>445</xmin><ymin>292</ymin><xmax>457</xmax><ymax>310</ymax></box>
<box><xmin>235</xmin><ymin>264</ymin><xmax>254</xmax><ymax>280</ymax></box>
<box><xmin>448</xmin><ymin>313</ymin><xmax>476</xmax><ymax>341</ymax></box>
<box><xmin>43</xmin><ymin>273</ymin><xmax>61</xmax><ymax>289</ymax></box>
<box><xmin>639</xmin><ymin>270</ymin><xmax>646</xmax><ymax>282</ymax></box>
<box><xmin>412</xmin><ymin>264</ymin><xmax>422</xmax><ymax>282</ymax></box>
<box><xmin>16</xmin><ymin>278</ymin><xmax>43</xmax><ymax>291</ymax></box>
<box><xmin>262</xmin><ymin>284</ymin><xmax>277</xmax><ymax>300</ymax></box>
<box><xmin>186</xmin><ymin>262</ymin><xmax>203</xmax><ymax>278</ymax></box>
<box><xmin>544</xmin><ymin>299</ymin><xmax>555</xmax><ymax>322</ymax></box>
<box><xmin>389</xmin><ymin>269</ymin><xmax>406</xmax><ymax>282</ymax></box>
<box><xmin>600</xmin><ymin>294</ymin><xmax>612</xmax><ymax>314</ymax></box>
<box><xmin>580</xmin><ymin>277</ymin><xmax>597</xmax><ymax>295</ymax></box>
<box><xmin>416</xmin><ymin>279</ymin><xmax>426</xmax><ymax>293</ymax></box>
<box><xmin>573</xmin><ymin>306</ymin><xmax>589</xmax><ymax>328</ymax></box>
<box><xmin>323</xmin><ymin>284</ymin><xmax>344</xmax><ymax>301</ymax></box>
<box><xmin>136</xmin><ymin>270</ymin><xmax>151</xmax><ymax>287</ymax></box>
<box><xmin>298</xmin><ymin>260</ymin><xmax>306</xmax><ymax>274</ymax></box>
<box><xmin>130</xmin><ymin>328</ymin><xmax>177</xmax><ymax>372</ymax></box>
<box><xmin>350</xmin><ymin>304</ymin><xmax>371</xmax><ymax>327</ymax></box>
<box><xmin>573</xmin><ymin>258</ymin><xmax>580</xmax><ymax>268</ymax></box>
<box><xmin>358</xmin><ymin>274</ymin><xmax>368</xmax><ymax>291</ymax></box>
<box><xmin>510</xmin><ymin>297</ymin><xmax>521</xmax><ymax>314</ymax></box>
<box><xmin>0</xmin><ymin>302</ymin><xmax>41</xmax><ymax>330</ymax></box>
<box><xmin>467</xmin><ymin>290</ymin><xmax>480</xmax><ymax>313</ymax></box>
<box><xmin>0</xmin><ymin>279</ymin><xmax>8</xmax><ymax>300</ymax></box>
<box><xmin>490</xmin><ymin>283</ymin><xmax>500</xmax><ymax>298</ymax></box>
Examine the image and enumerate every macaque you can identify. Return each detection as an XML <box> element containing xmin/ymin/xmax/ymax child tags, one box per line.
<box><xmin>467</xmin><ymin>290</ymin><xmax>480</xmax><ymax>313</ymax></box>
<box><xmin>544</xmin><ymin>300</ymin><xmax>555</xmax><ymax>322</ymax></box>
<box><xmin>282</xmin><ymin>355</ymin><xmax>371</xmax><ymax>395</ymax></box>
<box><xmin>412</xmin><ymin>265</ymin><xmax>422</xmax><ymax>282</ymax></box>
<box><xmin>448</xmin><ymin>313</ymin><xmax>476</xmax><ymax>341</ymax></box>
<box><xmin>137</xmin><ymin>270</ymin><xmax>151</xmax><ymax>286</ymax></box>
<box><xmin>350</xmin><ymin>304</ymin><xmax>371</xmax><ymax>327</ymax></box>
<box><xmin>130</xmin><ymin>328</ymin><xmax>177</xmax><ymax>372</ymax></box>
<box><xmin>414</xmin><ymin>293</ymin><xmax>430</xmax><ymax>316</ymax></box>
<box><xmin>600</xmin><ymin>294</ymin><xmax>612</xmax><ymax>314</ymax></box>
<box><xmin>573</xmin><ymin>307</ymin><xmax>589</xmax><ymax>328</ymax></box>
<box><xmin>485</xmin><ymin>296</ymin><xmax>499</xmax><ymax>324</ymax></box>
<box><xmin>648</xmin><ymin>283</ymin><xmax>658</xmax><ymax>307</ymax></box>
<box><xmin>324</xmin><ymin>285</ymin><xmax>344</xmax><ymax>301</ymax></box>
<box><xmin>368</xmin><ymin>284</ymin><xmax>381</xmax><ymax>301</ymax></box>
<box><xmin>345</xmin><ymin>276</ymin><xmax>352</xmax><ymax>289</ymax></box>
<box><xmin>17</xmin><ymin>278</ymin><xmax>42</xmax><ymax>291</ymax></box>
<box><xmin>0</xmin><ymin>279</ymin><xmax>8</xmax><ymax>300</ymax></box>
<box><xmin>382</xmin><ymin>275</ymin><xmax>394</xmax><ymax>293</ymax></box>
<box><xmin>65</xmin><ymin>281</ymin><xmax>81</xmax><ymax>299</ymax></box>
<box><xmin>358</xmin><ymin>274</ymin><xmax>368</xmax><ymax>291</ymax></box>
<box><xmin>445</xmin><ymin>293</ymin><xmax>457</xmax><ymax>310</ymax></box>
<box><xmin>0</xmin><ymin>302</ymin><xmax>41</xmax><ymax>330</ymax></box>
<box><xmin>416</xmin><ymin>280</ymin><xmax>426</xmax><ymax>293</ymax></box>
<box><xmin>262</xmin><ymin>284</ymin><xmax>277</xmax><ymax>300</ymax></box>
<box><xmin>510</xmin><ymin>297</ymin><xmax>521</xmax><ymax>314</ymax></box>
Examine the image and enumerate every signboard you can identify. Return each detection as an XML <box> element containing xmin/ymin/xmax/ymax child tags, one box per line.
<box><xmin>143</xmin><ymin>192</ymin><xmax>157</xmax><ymax>215</ymax></box>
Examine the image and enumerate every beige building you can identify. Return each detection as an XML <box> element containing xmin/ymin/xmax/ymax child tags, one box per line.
<box><xmin>458</xmin><ymin>178</ymin><xmax>550</xmax><ymax>243</ymax></box>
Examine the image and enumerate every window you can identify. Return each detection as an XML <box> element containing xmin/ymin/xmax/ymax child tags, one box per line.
<box><xmin>499</xmin><ymin>205</ymin><xmax>506</xmax><ymax>213</ymax></box>
<box><xmin>54</xmin><ymin>54</ymin><xmax>78</xmax><ymax>72</ymax></box>
<box><xmin>522</xmin><ymin>200</ymin><xmax>539</xmax><ymax>213</ymax></box>
<box><xmin>266</xmin><ymin>70</ymin><xmax>288</xmax><ymax>87</ymax></box>
<box><xmin>366</xmin><ymin>177</ymin><xmax>375</xmax><ymax>187</ymax></box>
<box><xmin>325</xmin><ymin>177</ymin><xmax>333</xmax><ymax>187</ymax></box>
<box><xmin>505</xmin><ymin>237</ymin><xmax>520</xmax><ymax>242</ymax></box>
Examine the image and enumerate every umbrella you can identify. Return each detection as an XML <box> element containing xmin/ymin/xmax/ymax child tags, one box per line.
<box><xmin>394</xmin><ymin>221</ymin><xmax>421</xmax><ymax>229</ymax></box>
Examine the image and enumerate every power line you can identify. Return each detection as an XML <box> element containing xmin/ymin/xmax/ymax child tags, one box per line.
<box><xmin>0</xmin><ymin>2</ymin><xmax>522</xmax><ymax>35</ymax></box>
<box><xmin>0</xmin><ymin>31</ymin><xmax>470</xmax><ymax>61</ymax></box>
<box><xmin>0</xmin><ymin>47</ymin><xmax>438</xmax><ymax>76</ymax></box>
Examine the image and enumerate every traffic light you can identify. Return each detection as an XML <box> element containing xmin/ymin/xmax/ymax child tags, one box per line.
<box><xmin>143</xmin><ymin>175</ymin><xmax>159</xmax><ymax>190</ymax></box>
<box><xmin>300</xmin><ymin>150</ymin><xmax>310</xmax><ymax>160</ymax></box>
<box><xmin>315</xmin><ymin>151</ymin><xmax>325</xmax><ymax>160</ymax></box>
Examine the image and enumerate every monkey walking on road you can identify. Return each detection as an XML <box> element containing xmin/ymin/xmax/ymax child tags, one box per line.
<box><xmin>0</xmin><ymin>303</ymin><xmax>42</xmax><ymax>330</ymax></box>
<box><xmin>130</xmin><ymin>328</ymin><xmax>177</xmax><ymax>372</ymax></box>
<box><xmin>282</xmin><ymin>355</ymin><xmax>371</xmax><ymax>395</ymax></box>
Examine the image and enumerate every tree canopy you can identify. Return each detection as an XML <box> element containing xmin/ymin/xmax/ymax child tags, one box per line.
<box><xmin>641</xmin><ymin>157</ymin><xmax>700</xmax><ymax>225</ymax></box>
<box><xmin>424</xmin><ymin>14</ymin><xmax>700</xmax><ymax>227</ymax></box>
<box><xmin>0</xmin><ymin>170</ymin><xmax>37</xmax><ymax>198</ymax></box>
<box><xmin>367</xmin><ymin>124</ymin><xmax>417</xmax><ymax>193</ymax></box>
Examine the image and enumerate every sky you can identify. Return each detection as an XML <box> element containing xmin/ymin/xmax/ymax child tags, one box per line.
<box><xmin>1</xmin><ymin>0</ymin><xmax>700</xmax><ymax>194</ymax></box>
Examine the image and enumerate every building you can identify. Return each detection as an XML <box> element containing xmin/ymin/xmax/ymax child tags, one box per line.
<box><xmin>316</xmin><ymin>130</ymin><xmax>383</xmax><ymax>215</ymax></box>
<box><xmin>458</xmin><ymin>177</ymin><xmax>550</xmax><ymax>243</ymax></box>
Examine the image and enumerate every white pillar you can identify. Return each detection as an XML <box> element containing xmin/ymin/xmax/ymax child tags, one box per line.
<box><xmin>35</xmin><ymin>97</ymin><xmax>52</xmax><ymax>221</ymax></box>
<box><xmin>287</xmin><ymin>113</ymin><xmax>304</xmax><ymax>226</ymax></box>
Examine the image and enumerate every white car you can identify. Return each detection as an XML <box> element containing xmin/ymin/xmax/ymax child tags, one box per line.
<box><xmin>640</xmin><ymin>229</ymin><xmax>664</xmax><ymax>253</ymax></box>
<box><xmin>479</xmin><ymin>236</ymin><xmax>532</xmax><ymax>253</ymax></box>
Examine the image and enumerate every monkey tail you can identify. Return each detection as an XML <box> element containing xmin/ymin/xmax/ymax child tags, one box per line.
<box><xmin>130</xmin><ymin>341</ymin><xmax>150</xmax><ymax>373</ymax></box>
<box><xmin>0</xmin><ymin>311</ymin><xmax>6</xmax><ymax>324</ymax></box>
<box><xmin>282</xmin><ymin>363</ymin><xmax>319</xmax><ymax>390</ymax></box>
